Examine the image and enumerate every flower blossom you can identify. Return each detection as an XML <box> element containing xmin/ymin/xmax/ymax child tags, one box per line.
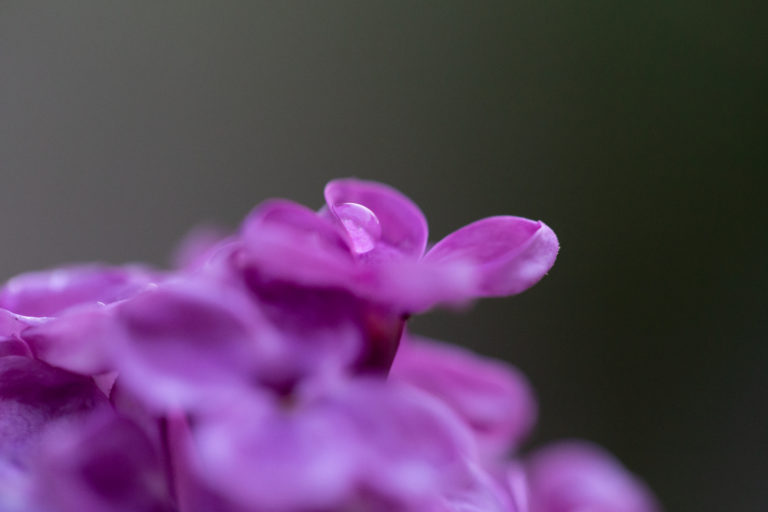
<box><xmin>0</xmin><ymin>178</ymin><xmax>659</xmax><ymax>512</ymax></box>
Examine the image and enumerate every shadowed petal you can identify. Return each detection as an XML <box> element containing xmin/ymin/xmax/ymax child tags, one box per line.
<box><xmin>239</xmin><ymin>199</ymin><xmax>355</xmax><ymax>288</ymax></box>
<box><xmin>109</xmin><ymin>280</ymin><xmax>263</xmax><ymax>411</ymax></box>
<box><xmin>425</xmin><ymin>217</ymin><xmax>558</xmax><ymax>297</ymax></box>
<box><xmin>0</xmin><ymin>356</ymin><xmax>110</xmax><ymax>466</ymax></box>
<box><xmin>325</xmin><ymin>179</ymin><xmax>428</xmax><ymax>259</ymax></box>
<box><xmin>391</xmin><ymin>335</ymin><xmax>537</xmax><ymax>459</ymax></box>
<box><xmin>31</xmin><ymin>412</ymin><xmax>175</xmax><ymax>512</ymax></box>
<box><xmin>189</xmin><ymin>380</ymin><xmax>477</xmax><ymax>511</ymax></box>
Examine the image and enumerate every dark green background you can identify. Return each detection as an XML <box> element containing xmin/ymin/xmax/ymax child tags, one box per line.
<box><xmin>1</xmin><ymin>3</ymin><xmax>765</xmax><ymax>510</ymax></box>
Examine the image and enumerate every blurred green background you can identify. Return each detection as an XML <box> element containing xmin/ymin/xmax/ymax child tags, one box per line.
<box><xmin>1</xmin><ymin>2</ymin><xmax>765</xmax><ymax>510</ymax></box>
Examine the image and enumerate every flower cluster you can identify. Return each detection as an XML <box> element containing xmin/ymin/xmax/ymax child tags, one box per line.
<box><xmin>0</xmin><ymin>179</ymin><xmax>659</xmax><ymax>512</ymax></box>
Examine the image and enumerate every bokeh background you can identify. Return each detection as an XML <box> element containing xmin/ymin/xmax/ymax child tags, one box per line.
<box><xmin>1</xmin><ymin>2</ymin><xmax>765</xmax><ymax>510</ymax></box>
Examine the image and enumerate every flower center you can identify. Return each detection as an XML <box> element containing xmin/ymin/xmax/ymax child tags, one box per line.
<box><xmin>334</xmin><ymin>202</ymin><xmax>382</xmax><ymax>254</ymax></box>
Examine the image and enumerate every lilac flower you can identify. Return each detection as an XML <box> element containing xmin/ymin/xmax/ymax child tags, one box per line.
<box><xmin>232</xmin><ymin>179</ymin><xmax>559</xmax><ymax>313</ymax></box>
<box><xmin>0</xmin><ymin>178</ymin><xmax>660</xmax><ymax>512</ymax></box>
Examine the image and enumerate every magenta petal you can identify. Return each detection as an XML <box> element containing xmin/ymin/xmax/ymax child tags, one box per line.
<box><xmin>190</xmin><ymin>380</ymin><xmax>476</xmax><ymax>511</ymax></box>
<box><xmin>0</xmin><ymin>264</ymin><xmax>157</xmax><ymax>318</ymax></box>
<box><xmin>24</xmin><ymin>307</ymin><xmax>113</xmax><ymax>376</ymax></box>
<box><xmin>391</xmin><ymin>335</ymin><xmax>537</xmax><ymax>459</ymax></box>
<box><xmin>325</xmin><ymin>179</ymin><xmax>429</xmax><ymax>259</ymax></box>
<box><xmin>425</xmin><ymin>216</ymin><xmax>559</xmax><ymax>297</ymax></box>
<box><xmin>109</xmin><ymin>280</ymin><xmax>263</xmax><ymax>410</ymax></box>
<box><xmin>172</xmin><ymin>225</ymin><xmax>233</xmax><ymax>271</ymax></box>
<box><xmin>0</xmin><ymin>356</ymin><xmax>110</xmax><ymax>466</ymax></box>
<box><xmin>240</xmin><ymin>199</ymin><xmax>355</xmax><ymax>288</ymax></box>
<box><xmin>524</xmin><ymin>441</ymin><xmax>661</xmax><ymax>512</ymax></box>
<box><xmin>32</xmin><ymin>412</ymin><xmax>174</xmax><ymax>512</ymax></box>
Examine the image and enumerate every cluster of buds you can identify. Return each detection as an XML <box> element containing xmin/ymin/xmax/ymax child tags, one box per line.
<box><xmin>0</xmin><ymin>179</ymin><xmax>658</xmax><ymax>511</ymax></box>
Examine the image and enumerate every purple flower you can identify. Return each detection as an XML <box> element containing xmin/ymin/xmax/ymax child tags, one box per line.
<box><xmin>233</xmin><ymin>178</ymin><xmax>559</xmax><ymax>313</ymax></box>
<box><xmin>0</xmin><ymin>178</ymin><xmax>660</xmax><ymax>512</ymax></box>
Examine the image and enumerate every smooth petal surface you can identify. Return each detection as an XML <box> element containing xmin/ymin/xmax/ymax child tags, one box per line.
<box><xmin>425</xmin><ymin>217</ymin><xmax>559</xmax><ymax>297</ymax></box>
<box><xmin>0</xmin><ymin>356</ymin><xmax>109</xmax><ymax>466</ymax></box>
<box><xmin>31</xmin><ymin>412</ymin><xmax>174</xmax><ymax>512</ymax></box>
<box><xmin>391</xmin><ymin>335</ymin><xmax>537</xmax><ymax>459</ymax></box>
<box><xmin>0</xmin><ymin>461</ymin><xmax>36</xmax><ymax>512</ymax></box>
<box><xmin>239</xmin><ymin>199</ymin><xmax>355</xmax><ymax>288</ymax></box>
<box><xmin>108</xmin><ymin>280</ymin><xmax>263</xmax><ymax>410</ymax></box>
<box><xmin>172</xmin><ymin>225</ymin><xmax>233</xmax><ymax>271</ymax></box>
<box><xmin>522</xmin><ymin>441</ymin><xmax>661</xmax><ymax>512</ymax></box>
<box><xmin>190</xmin><ymin>379</ymin><xmax>476</xmax><ymax>511</ymax></box>
<box><xmin>325</xmin><ymin>178</ymin><xmax>429</xmax><ymax>260</ymax></box>
<box><xmin>23</xmin><ymin>307</ymin><xmax>113</xmax><ymax>376</ymax></box>
<box><xmin>0</xmin><ymin>264</ymin><xmax>157</xmax><ymax>318</ymax></box>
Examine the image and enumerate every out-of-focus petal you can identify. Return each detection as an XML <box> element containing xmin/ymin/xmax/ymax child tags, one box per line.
<box><xmin>189</xmin><ymin>379</ymin><xmax>477</xmax><ymax>511</ymax></box>
<box><xmin>0</xmin><ymin>336</ymin><xmax>29</xmax><ymax>357</ymax></box>
<box><xmin>424</xmin><ymin>217</ymin><xmax>558</xmax><ymax>297</ymax></box>
<box><xmin>0</xmin><ymin>356</ymin><xmax>110</xmax><ymax>466</ymax></box>
<box><xmin>0</xmin><ymin>264</ymin><xmax>157</xmax><ymax>318</ymax></box>
<box><xmin>438</xmin><ymin>462</ymin><xmax>516</xmax><ymax>512</ymax></box>
<box><xmin>0</xmin><ymin>461</ymin><xmax>36</xmax><ymax>512</ymax></box>
<box><xmin>325</xmin><ymin>178</ymin><xmax>429</xmax><ymax>260</ymax></box>
<box><xmin>172</xmin><ymin>225</ymin><xmax>233</xmax><ymax>271</ymax></box>
<box><xmin>0</xmin><ymin>308</ymin><xmax>46</xmax><ymax>338</ymax></box>
<box><xmin>521</xmin><ymin>441</ymin><xmax>661</xmax><ymax>512</ymax></box>
<box><xmin>108</xmin><ymin>280</ymin><xmax>263</xmax><ymax>411</ymax></box>
<box><xmin>391</xmin><ymin>335</ymin><xmax>537</xmax><ymax>459</ymax></box>
<box><xmin>241</xmin><ymin>277</ymin><xmax>388</xmax><ymax>386</ymax></box>
<box><xmin>31</xmin><ymin>412</ymin><xmax>175</xmax><ymax>512</ymax></box>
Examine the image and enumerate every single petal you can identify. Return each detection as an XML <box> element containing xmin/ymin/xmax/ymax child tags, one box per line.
<box><xmin>109</xmin><ymin>279</ymin><xmax>264</xmax><ymax>411</ymax></box>
<box><xmin>23</xmin><ymin>306</ymin><xmax>114</xmax><ymax>376</ymax></box>
<box><xmin>325</xmin><ymin>179</ymin><xmax>429</xmax><ymax>259</ymax></box>
<box><xmin>391</xmin><ymin>335</ymin><xmax>537</xmax><ymax>459</ymax></box>
<box><xmin>172</xmin><ymin>225</ymin><xmax>233</xmax><ymax>271</ymax></box>
<box><xmin>425</xmin><ymin>217</ymin><xmax>558</xmax><ymax>297</ymax></box>
<box><xmin>0</xmin><ymin>337</ymin><xmax>30</xmax><ymax>358</ymax></box>
<box><xmin>522</xmin><ymin>441</ymin><xmax>661</xmax><ymax>512</ymax></box>
<box><xmin>239</xmin><ymin>199</ymin><xmax>355</xmax><ymax>288</ymax></box>
<box><xmin>0</xmin><ymin>264</ymin><xmax>158</xmax><ymax>318</ymax></box>
<box><xmin>30</xmin><ymin>412</ymin><xmax>175</xmax><ymax>512</ymax></box>
<box><xmin>0</xmin><ymin>356</ymin><xmax>110</xmax><ymax>466</ymax></box>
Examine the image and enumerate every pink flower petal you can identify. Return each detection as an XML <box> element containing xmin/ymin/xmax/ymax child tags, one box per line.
<box><xmin>522</xmin><ymin>441</ymin><xmax>661</xmax><ymax>512</ymax></box>
<box><xmin>0</xmin><ymin>264</ymin><xmax>157</xmax><ymax>318</ymax></box>
<box><xmin>325</xmin><ymin>179</ymin><xmax>428</xmax><ymax>260</ymax></box>
<box><xmin>391</xmin><ymin>334</ymin><xmax>537</xmax><ymax>459</ymax></box>
<box><xmin>239</xmin><ymin>199</ymin><xmax>355</xmax><ymax>288</ymax></box>
<box><xmin>425</xmin><ymin>216</ymin><xmax>559</xmax><ymax>297</ymax></box>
